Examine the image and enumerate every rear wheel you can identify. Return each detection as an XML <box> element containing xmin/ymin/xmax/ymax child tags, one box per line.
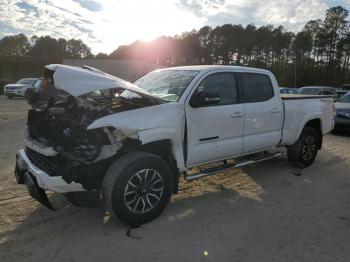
<box><xmin>287</xmin><ymin>127</ymin><xmax>320</xmax><ymax>168</ymax></box>
<box><xmin>102</xmin><ymin>152</ymin><xmax>173</xmax><ymax>226</ymax></box>
<box><xmin>65</xmin><ymin>191</ymin><xmax>101</xmax><ymax>207</ymax></box>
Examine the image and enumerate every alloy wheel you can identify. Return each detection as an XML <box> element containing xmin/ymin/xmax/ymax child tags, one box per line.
<box><xmin>301</xmin><ymin>135</ymin><xmax>316</xmax><ymax>161</ymax></box>
<box><xmin>124</xmin><ymin>169</ymin><xmax>164</xmax><ymax>214</ymax></box>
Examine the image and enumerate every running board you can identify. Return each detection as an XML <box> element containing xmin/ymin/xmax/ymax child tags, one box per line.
<box><xmin>185</xmin><ymin>152</ymin><xmax>283</xmax><ymax>181</ymax></box>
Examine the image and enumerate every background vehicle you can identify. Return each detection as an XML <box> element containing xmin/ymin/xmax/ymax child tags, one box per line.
<box><xmin>24</xmin><ymin>78</ymin><xmax>46</xmax><ymax>105</ymax></box>
<box><xmin>334</xmin><ymin>91</ymin><xmax>350</xmax><ymax>130</ymax></box>
<box><xmin>336</xmin><ymin>84</ymin><xmax>350</xmax><ymax>98</ymax></box>
<box><xmin>337</xmin><ymin>84</ymin><xmax>350</xmax><ymax>91</ymax></box>
<box><xmin>336</xmin><ymin>89</ymin><xmax>348</xmax><ymax>98</ymax></box>
<box><xmin>4</xmin><ymin>78</ymin><xmax>38</xmax><ymax>99</ymax></box>
<box><xmin>279</xmin><ymin>87</ymin><xmax>297</xmax><ymax>94</ymax></box>
<box><xmin>297</xmin><ymin>86</ymin><xmax>337</xmax><ymax>99</ymax></box>
<box><xmin>15</xmin><ymin>65</ymin><xmax>334</xmax><ymax>226</ymax></box>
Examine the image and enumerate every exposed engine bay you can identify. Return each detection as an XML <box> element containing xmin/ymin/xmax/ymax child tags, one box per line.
<box><xmin>28</xmin><ymin>89</ymin><xmax>160</xmax><ymax>160</ymax></box>
<box><xmin>25</xmin><ymin>89</ymin><xmax>161</xmax><ymax>189</ymax></box>
<box><xmin>28</xmin><ymin>97</ymin><xmax>106</xmax><ymax>162</ymax></box>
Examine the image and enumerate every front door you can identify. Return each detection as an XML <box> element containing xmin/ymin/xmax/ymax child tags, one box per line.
<box><xmin>185</xmin><ymin>72</ymin><xmax>244</xmax><ymax>167</ymax></box>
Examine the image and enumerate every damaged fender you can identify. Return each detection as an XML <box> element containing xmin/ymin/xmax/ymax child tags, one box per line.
<box><xmin>87</xmin><ymin>102</ymin><xmax>187</xmax><ymax>171</ymax></box>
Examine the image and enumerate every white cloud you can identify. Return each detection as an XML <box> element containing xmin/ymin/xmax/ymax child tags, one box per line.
<box><xmin>253</xmin><ymin>0</ymin><xmax>328</xmax><ymax>29</ymax></box>
<box><xmin>0</xmin><ymin>0</ymin><xmax>348</xmax><ymax>53</ymax></box>
<box><xmin>176</xmin><ymin>0</ymin><xmax>332</xmax><ymax>30</ymax></box>
<box><xmin>0</xmin><ymin>0</ymin><xmax>104</xmax><ymax>51</ymax></box>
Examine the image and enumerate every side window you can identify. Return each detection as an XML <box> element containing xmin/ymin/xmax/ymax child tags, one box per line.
<box><xmin>319</xmin><ymin>90</ymin><xmax>333</xmax><ymax>95</ymax></box>
<box><xmin>240</xmin><ymin>73</ymin><xmax>274</xmax><ymax>103</ymax></box>
<box><xmin>195</xmin><ymin>73</ymin><xmax>238</xmax><ymax>106</ymax></box>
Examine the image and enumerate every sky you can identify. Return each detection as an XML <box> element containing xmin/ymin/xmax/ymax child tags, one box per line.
<box><xmin>0</xmin><ymin>0</ymin><xmax>349</xmax><ymax>54</ymax></box>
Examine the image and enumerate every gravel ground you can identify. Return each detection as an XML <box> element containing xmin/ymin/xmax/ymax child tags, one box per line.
<box><xmin>0</xmin><ymin>95</ymin><xmax>349</xmax><ymax>262</ymax></box>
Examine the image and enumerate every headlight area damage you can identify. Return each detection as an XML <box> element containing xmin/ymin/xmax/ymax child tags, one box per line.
<box><xmin>25</xmin><ymin>92</ymin><xmax>161</xmax><ymax>190</ymax></box>
<box><xmin>22</xmin><ymin>64</ymin><xmax>163</xmax><ymax>192</ymax></box>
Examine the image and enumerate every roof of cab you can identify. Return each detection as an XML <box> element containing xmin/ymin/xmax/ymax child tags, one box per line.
<box><xmin>158</xmin><ymin>65</ymin><xmax>271</xmax><ymax>74</ymax></box>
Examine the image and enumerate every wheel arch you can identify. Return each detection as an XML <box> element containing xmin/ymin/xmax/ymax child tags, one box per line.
<box><xmin>116</xmin><ymin>129</ymin><xmax>183</xmax><ymax>194</ymax></box>
<box><xmin>293</xmin><ymin>118</ymin><xmax>323</xmax><ymax>150</ymax></box>
<box><xmin>304</xmin><ymin>118</ymin><xmax>323</xmax><ymax>149</ymax></box>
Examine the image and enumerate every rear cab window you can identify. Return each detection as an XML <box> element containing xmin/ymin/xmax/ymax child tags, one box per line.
<box><xmin>239</xmin><ymin>73</ymin><xmax>274</xmax><ymax>103</ymax></box>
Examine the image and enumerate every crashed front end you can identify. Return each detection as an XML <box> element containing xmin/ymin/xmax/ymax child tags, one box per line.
<box><xmin>15</xmin><ymin>64</ymin><xmax>162</xmax><ymax>209</ymax></box>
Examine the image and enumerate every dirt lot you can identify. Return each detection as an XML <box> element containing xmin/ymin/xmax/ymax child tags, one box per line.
<box><xmin>0</xmin><ymin>95</ymin><xmax>349</xmax><ymax>262</ymax></box>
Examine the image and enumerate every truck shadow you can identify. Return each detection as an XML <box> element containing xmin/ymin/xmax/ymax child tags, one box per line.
<box><xmin>331</xmin><ymin>129</ymin><xmax>350</xmax><ymax>137</ymax></box>
<box><xmin>1</xmin><ymin>150</ymin><xmax>349</xmax><ymax>262</ymax></box>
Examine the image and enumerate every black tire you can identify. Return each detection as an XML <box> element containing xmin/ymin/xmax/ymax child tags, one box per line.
<box><xmin>7</xmin><ymin>95</ymin><xmax>13</xmax><ymax>99</ymax></box>
<box><xmin>102</xmin><ymin>151</ymin><xmax>173</xmax><ymax>226</ymax></box>
<box><xmin>25</xmin><ymin>88</ymin><xmax>39</xmax><ymax>105</ymax></box>
<box><xmin>65</xmin><ymin>191</ymin><xmax>101</xmax><ymax>207</ymax></box>
<box><xmin>287</xmin><ymin>127</ymin><xmax>320</xmax><ymax>168</ymax></box>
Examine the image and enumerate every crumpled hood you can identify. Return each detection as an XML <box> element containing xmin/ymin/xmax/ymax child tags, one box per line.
<box><xmin>45</xmin><ymin>64</ymin><xmax>150</xmax><ymax>97</ymax></box>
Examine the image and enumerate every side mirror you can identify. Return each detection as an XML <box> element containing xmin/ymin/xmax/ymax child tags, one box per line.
<box><xmin>190</xmin><ymin>91</ymin><xmax>221</xmax><ymax>107</ymax></box>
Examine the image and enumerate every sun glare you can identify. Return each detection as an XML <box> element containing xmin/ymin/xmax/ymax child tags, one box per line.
<box><xmin>93</xmin><ymin>0</ymin><xmax>203</xmax><ymax>53</ymax></box>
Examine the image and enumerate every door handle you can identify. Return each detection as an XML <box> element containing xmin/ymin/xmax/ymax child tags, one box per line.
<box><xmin>270</xmin><ymin>108</ymin><xmax>281</xmax><ymax>114</ymax></box>
<box><xmin>231</xmin><ymin>112</ymin><xmax>243</xmax><ymax>118</ymax></box>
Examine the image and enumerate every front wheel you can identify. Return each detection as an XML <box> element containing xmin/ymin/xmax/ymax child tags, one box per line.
<box><xmin>102</xmin><ymin>152</ymin><xmax>173</xmax><ymax>226</ymax></box>
<box><xmin>287</xmin><ymin>127</ymin><xmax>320</xmax><ymax>168</ymax></box>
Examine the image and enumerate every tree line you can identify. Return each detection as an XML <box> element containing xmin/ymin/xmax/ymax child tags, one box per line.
<box><xmin>0</xmin><ymin>34</ymin><xmax>93</xmax><ymax>59</ymax></box>
<box><xmin>1</xmin><ymin>6</ymin><xmax>349</xmax><ymax>87</ymax></box>
<box><xmin>110</xmin><ymin>6</ymin><xmax>350</xmax><ymax>87</ymax></box>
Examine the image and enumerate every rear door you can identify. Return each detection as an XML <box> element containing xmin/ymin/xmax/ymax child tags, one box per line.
<box><xmin>185</xmin><ymin>72</ymin><xmax>244</xmax><ymax>167</ymax></box>
<box><xmin>239</xmin><ymin>73</ymin><xmax>283</xmax><ymax>153</ymax></box>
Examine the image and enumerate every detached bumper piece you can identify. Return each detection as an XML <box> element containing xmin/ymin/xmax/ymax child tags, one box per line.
<box><xmin>15</xmin><ymin>150</ymin><xmax>54</xmax><ymax>210</ymax></box>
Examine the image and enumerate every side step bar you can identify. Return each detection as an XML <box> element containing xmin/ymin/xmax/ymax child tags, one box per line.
<box><xmin>185</xmin><ymin>152</ymin><xmax>283</xmax><ymax>181</ymax></box>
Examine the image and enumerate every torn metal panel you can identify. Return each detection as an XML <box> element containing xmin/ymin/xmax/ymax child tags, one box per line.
<box><xmin>87</xmin><ymin>103</ymin><xmax>186</xmax><ymax>170</ymax></box>
<box><xmin>24</xmin><ymin>127</ymin><xmax>57</xmax><ymax>156</ymax></box>
<box><xmin>26</xmin><ymin>88</ymin><xmax>161</xmax><ymax>164</ymax></box>
<box><xmin>111</xmin><ymin>128</ymin><xmax>139</xmax><ymax>142</ymax></box>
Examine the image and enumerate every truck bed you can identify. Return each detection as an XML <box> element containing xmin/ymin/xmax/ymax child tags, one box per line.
<box><xmin>281</xmin><ymin>94</ymin><xmax>334</xmax><ymax>100</ymax></box>
<box><xmin>280</xmin><ymin>95</ymin><xmax>334</xmax><ymax>146</ymax></box>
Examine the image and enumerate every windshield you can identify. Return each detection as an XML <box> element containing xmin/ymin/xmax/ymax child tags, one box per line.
<box><xmin>297</xmin><ymin>88</ymin><xmax>319</xmax><ymax>95</ymax></box>
<box><xmin>337</xmin><ymin>93</ymin><xmax>350</xmax><ymax>103</ymax></box>
<box><xmin>134</xmin><ymin>70</ymin><xmax>199</xmax><ymax>102</ymax></box>
<box><xmin>17</xmin><ymin>79</ymin><xmax>34</xmax><ymax>85</ymax></box>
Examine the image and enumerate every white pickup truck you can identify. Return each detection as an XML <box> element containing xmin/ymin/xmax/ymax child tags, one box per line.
<box><xmin>15</xmin><ymin>64</ymin><xmax>334</xmax><ymax>225</ymax></box>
